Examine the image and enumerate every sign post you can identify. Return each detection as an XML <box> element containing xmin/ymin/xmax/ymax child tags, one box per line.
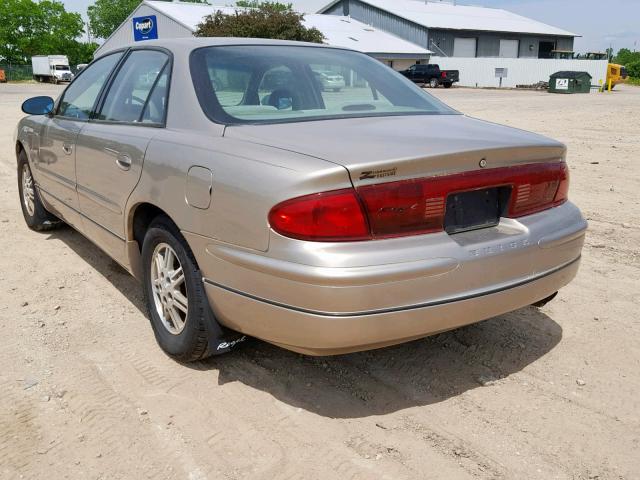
<box><xmin>495</xmin><ymin>67</ymin><xmax>508</xmax><ymax>88</ymax></box>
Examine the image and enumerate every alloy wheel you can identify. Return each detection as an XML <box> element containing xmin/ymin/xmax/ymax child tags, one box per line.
<box><xmin>22</xmin><ymin>163</ymin><xmax>35</xmax><ymax>217</ymax></box>
<box><xmin>150</xmin><ymin>243</ymin><xmax>188</xmax><ymax>335</ymax></box>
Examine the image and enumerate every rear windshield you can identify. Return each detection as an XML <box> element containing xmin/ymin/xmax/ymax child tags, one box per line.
<box><xmin>190</xmin><ymin>45</ymin><xmax>457</xmax><ymax>125</ymax></box>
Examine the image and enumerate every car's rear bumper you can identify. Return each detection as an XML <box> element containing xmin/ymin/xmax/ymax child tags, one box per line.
<box><xmin>202</xmin><ymin>256</ymin><xmax>580</xmax><ymax>355</ymax></box>
<box><xmin>187</xmin><ymin>201</ymin><xmax>586</xmax><ymax>355</ymax></box>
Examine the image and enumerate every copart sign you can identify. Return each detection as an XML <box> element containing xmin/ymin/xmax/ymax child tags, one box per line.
<box><xmin>133</xmin><ymin>15</ymin><xmax>158</xmax><ymax>42</ymax></box>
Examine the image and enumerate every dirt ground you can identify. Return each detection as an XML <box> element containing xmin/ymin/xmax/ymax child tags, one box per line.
<box><xmin>1</xmin><ymin>82</ymin><xmax>639</xmax><ymax>480</ymax></box>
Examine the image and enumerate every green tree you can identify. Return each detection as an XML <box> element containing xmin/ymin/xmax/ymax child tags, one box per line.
<box><xmin>88</xmin><ymin>0</ymin><xmax>209</xmax><ymax>40</ymax></box>
<box><xmin>614</xmin><ymin>48</ymin><xmax>640</xmax><ymax>67</ymax></box>
<box><xmin>65</xmin><ymin>40</ymin><xmax>100</xmax><ymax>65</ymax></box>
<box><xmin>87</xmin><ymin>0</ymin><xmax>140</xmax><ymax>40</ymax></box>
<box><xmin>0</xmin><ymin>0</ymin><xmax>87</xmax><ymax>64</ymax></box>
<box><xmin>236</xmin><ymin>0</ymin><xmax>291</xmax><ymax>12</ymax></box>
<box><xmin>626</xmin><ymin>60</ymin><xmax>640</xmax><ymax>79</ymax></box>
<box><xmin>195</xmin><ymin>2</ymin><xmax>324</xmax><ymax>43</ymax></box>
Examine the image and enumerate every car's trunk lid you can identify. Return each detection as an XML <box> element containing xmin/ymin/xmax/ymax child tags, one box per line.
<box><xmin>223</xmin><ymin>115</ymin><xmax>566</xmax><ymax>187</ymax></box>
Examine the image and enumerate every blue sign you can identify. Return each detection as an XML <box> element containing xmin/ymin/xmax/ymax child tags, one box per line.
<box><xmin>133</xmin><ymin>15</ymin><xmax>158</xmax><ymax>42</ymax></box>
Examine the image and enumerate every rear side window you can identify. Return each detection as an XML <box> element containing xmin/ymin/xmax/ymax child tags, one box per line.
<box><xmin>141</xmin><ymin>67</ymin><xmax>169</xmax><ymax>124</ymax></box>
<box><xmin>97</xmin><ymin>50</ymin><xmax>170</xmax><ymax>124</ymax></box>
<box><xmin>57</xmin><ymin>52</ymin><xmax>122</xmax><ymax>120</ymax></box>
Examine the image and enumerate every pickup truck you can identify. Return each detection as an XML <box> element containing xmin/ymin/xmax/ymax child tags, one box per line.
<box><xmin>399</xmin><ymin>64</ymin><xmax>459</xmax><ymax>88</ymax></box>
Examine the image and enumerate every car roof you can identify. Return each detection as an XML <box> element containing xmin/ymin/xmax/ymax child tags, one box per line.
<box><xmin>95</xmin><ymin>37</ymin><xmax>343</xmax><ymax>58</ymax></box>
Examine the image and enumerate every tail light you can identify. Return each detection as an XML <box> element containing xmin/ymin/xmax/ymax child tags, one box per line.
<box><xmin>441</xmin><ymin>71</ymin><xmax>447</xmax><ymax>78</ymax></box>
<box><xmin>268</xmin><ymin>188</ymin><xmax>370</xmax><ymax>242</ymax></box>
<box><xmin>508</xmin><ymin>162</ymin><xmax>569</xmax><ymax>216</ymax></box>
<box><xmin>269</xmin><ymin>162</ymin><xmax>569</xmax><ymax>242</ymax></box>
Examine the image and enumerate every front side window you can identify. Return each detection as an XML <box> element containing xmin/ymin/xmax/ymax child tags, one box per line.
<box><xmin>97</xmin><ymin>50</ymin><xmax>170</xmax><ymax>124</ymax></box>
<box><xmin>191</xmin><ymin>45</ymin><xmax>457</xmax><ymax>125</ymax></box>
<box><xmin>58</xmin><ymin>52</ymin><xmax>123</xmax><ymax>120</ymax></box>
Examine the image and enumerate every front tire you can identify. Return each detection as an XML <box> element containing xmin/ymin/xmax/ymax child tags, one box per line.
<box><xmin>17</xmin><ymin>150</ymin><xmax>61</xmax><ymax>231</ymax></box>
<box><xmin>141</xmin><ymin>215</ymin><xmax>226</xmax><ymax>362</ymax></box>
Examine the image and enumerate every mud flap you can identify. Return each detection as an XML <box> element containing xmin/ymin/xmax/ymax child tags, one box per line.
<box><xmin>201</xmin><ymin>287</ymin><xmax>248</xmax><ymax>355</ymax></box>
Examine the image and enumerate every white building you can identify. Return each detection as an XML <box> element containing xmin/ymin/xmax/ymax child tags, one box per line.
<box><xmin>95</xmin><ymin>0</ymin><xmax>608</xmax><ymax>87</ymax></box>
<box><xmin>95</xmin><ymin>1</ymin><xmax>431</xmax><ymax>69</ymax></box>
<box><xmin>317</xmin><ymin>0</ymin><xmax>608</xmax><ymax>87</ymax></box>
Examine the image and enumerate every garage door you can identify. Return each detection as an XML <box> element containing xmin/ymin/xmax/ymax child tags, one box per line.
<box><xmin>499</xmin><ymin>39</ymin><xmax>519</xmax><ymax>58</ymax></box>
<box><xmin>453</xmin><ymin>38</ymin><xmax>477</xmax><ymax>57</ymax></box>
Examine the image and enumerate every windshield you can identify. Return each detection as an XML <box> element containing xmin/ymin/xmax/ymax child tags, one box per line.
<box><xmin>190</xmin><ymin>45</ymin><xmax>457</xmax><ymax>125</ymax></box>
<box><xmin>55</xmin><ymin>65</ymin><xmax>70</xmax><ymax>71</ymax></box>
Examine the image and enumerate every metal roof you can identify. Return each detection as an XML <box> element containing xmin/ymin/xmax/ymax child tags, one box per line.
<box><xmin>319</xmin><ymin>0</ymin><xmax>579</xmax><ymax>37</ymax></box>
<box><xmin>129</xmin><ymin>2</ymin><xmax>429</xmax><ymax>56</ymax></box>
<box><xmin>302</xmin><ymin>14</ymin><xmax>431</xmax><ymax>55</ymax></box>
<box><xmin>144</xmin><ymin>1</ymin><xmax>242</xmax><ymax>31</ymax></box>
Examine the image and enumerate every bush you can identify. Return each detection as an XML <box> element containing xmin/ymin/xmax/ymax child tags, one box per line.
<box><xmin>195</xmin><ymin>2</ymin><xmax>324</xmax><ymax>43</ymax></box>
<box><xmin>625</xmin><ymin>60</ymin><xmax>640</xmax><ymax>79</ymax></box>
<box><xmin>614</xmin><ymin>48</ymin><xmax>640</xmax><ymax>67</ymax></box>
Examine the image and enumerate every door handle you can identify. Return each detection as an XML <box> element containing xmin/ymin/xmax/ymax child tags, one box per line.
<box><xmin>62</xmin><ymin>143</ymin><xmax>73</xmax><ymax>155</ymax></box>
<box><xmin>115</xmin><ymin>154</ymin><xmax>132</xmax><ymax>171</ymax></box>
<box><xmin>104</xmin><ymin>147</ymin><xmax>132</xmax><ymax>171</ymax></box>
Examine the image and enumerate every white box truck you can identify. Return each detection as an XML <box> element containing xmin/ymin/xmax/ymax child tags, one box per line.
<box><xmin>31</xmin><ymin>55</ymin><xmax>74</xmax><ymax>84</ymax></box>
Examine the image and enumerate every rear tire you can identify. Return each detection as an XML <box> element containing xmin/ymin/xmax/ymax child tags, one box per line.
<box><xmin>141</xmin><ymin>215</ymin><xmax>231</xmax><ymax>362</ymax></box>
<box><xmin>429</xmin><ymin>78</ymin><xmax>439</xmax><ymax>88</ymax></box>
<box><xmin>17</xmin><ymin>150</ymin><xmax>61</xmax><ymax>231</ymax></box>
<box><xmin>443</xmin><ymin>82</ymin><xmax>452</xmax><ymax>89</ymax></box>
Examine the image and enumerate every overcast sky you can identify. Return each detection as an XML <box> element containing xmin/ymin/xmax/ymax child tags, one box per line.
<box><xmin>62</xmin><ymin>0</ymin><xmax>640</xmax><ymax>53</ymax></box>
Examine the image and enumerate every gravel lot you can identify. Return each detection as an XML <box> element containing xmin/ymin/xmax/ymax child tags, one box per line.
<box><xmin>1</xmin><ymin>82</ymin><xmax>639</xmax><ymax>480</ymax></box>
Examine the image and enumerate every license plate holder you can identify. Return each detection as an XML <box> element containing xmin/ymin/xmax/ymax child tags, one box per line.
<box><xmin>444</xmin><ymin>187</ymin><xmax>511</xmax><ymax>234</ymax></box>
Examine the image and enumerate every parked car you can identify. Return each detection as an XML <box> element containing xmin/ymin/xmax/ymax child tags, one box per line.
<box><xmin>15</xmin><ymin>38</ymin><xmax>586</xmax><ymax>361</ymax></box>
<box><xmin>400</xmin><ymin>64</ymin><xmax>459</xmax><ymax>88</ymax></box>
<box><xmin>313</xmin><ymin>70</ymin><xmax>346</xmax><ymax>91</ymax></box>
<box><xmin>31</xmin><ymin>55</ymin><xmax>74</xmax><ymax>84</ymax></box>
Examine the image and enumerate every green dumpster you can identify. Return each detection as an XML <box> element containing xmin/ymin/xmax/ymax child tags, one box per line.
<box><xmin>549</xmin><ymin>71</ymin><xmax>592</xmax><ymax>94</ymax></box>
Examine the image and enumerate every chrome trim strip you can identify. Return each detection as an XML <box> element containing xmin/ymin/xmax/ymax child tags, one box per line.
<box><xmin>203</xmin><ymin>256</ymin><xmax>581</xmax><ymax>318</ymax></box>
<box><xmin>77</xmin><ymin>183</ymin><xmax>123</xmax><ymax>214</ymax></box>
<box><xmin>36</xmin><ymin>166</ymin><xmax>76</xmax><ymax>189</ymax></box>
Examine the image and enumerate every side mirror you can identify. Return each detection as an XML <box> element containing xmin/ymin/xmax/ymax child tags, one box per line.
<box><xmin>21</xmin><ymin>96</ymin><xmax>54</xmax><ymax>115</ymax></box>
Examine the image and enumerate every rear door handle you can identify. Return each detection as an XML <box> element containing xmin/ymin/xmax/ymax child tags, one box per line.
<box><xmin>62</xmin><ymin>143</ymin><xmax>73</xmax><ymax>155</ymax></box>
<box><xmin>115</xmin><ymin>154</ymin><xmax>132</xmax><ymax>171</ymax></box>
<box><xmin>104</xmin><ymin>147</ymin><xmax>132</xmax><ymax>171</ymax></box>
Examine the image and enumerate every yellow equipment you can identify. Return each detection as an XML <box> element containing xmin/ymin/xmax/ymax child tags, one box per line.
<box><xmin>603</xmin><ymin>63</ymin><xmax>628</xmax><ymax>91</ymax></box>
